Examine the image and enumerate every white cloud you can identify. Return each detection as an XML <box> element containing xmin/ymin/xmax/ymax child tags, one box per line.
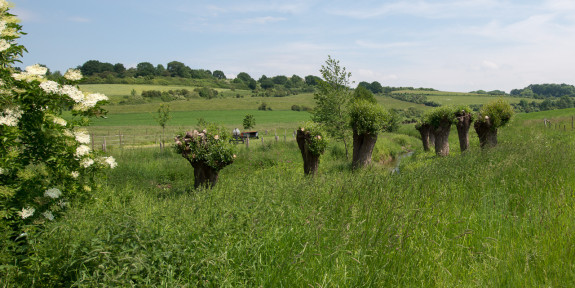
<box><xmin>481</xmin><ymin>60</ymin><xmax>499</xmax><ymax>70</ymax></box>
<box><xmin>238</xmin><ymin>16</ymin><xmax>287</xmax><ymax>25</ymax></box>
<box><xmin>68</xmin><ymin>17</ymin><xmax>91</xmax><ymax>23</ymax></box>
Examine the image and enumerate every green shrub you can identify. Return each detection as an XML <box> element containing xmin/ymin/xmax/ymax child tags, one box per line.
<box><xmin>349</xmin><ymin>100</ymin><xmax>390</xmax><ymax>135</ymax></box>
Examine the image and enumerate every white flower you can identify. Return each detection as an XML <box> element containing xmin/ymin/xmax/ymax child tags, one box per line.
<box><xmin>42</xmin><ymin>211</ymin><xmax>55</xmax><ymax>221</ymax></box>
<box><xmin>102</xmin><ymin>156</ymin><xmax>118</xmax><ymax>169</ymax></box>
<box><xmin>70</xmin><ymin>171</ymin><xmax>79</xmax><ymax>178</ymax></box>
<box><xmin>44</xmin><ymin>187</ymin><xmax>62</xmax><ymax>199</ymax></box>
<box><xmin>0</xmin><ymin>107</ymin><xmax>23</xmax><ymax>126</ymax></box>
<box><xmin>0</xmin><ymin>167</ymin><xmax>4</xmax><ymax>174</ymax></box>
<box><xmin>81</xmin><ymin>158</ymin><xmax>94</xmax><ymax>168</ymax></box>
<box><xmin>0</xmin><ymin>0</ymin><xmax>8</xmax><ymax>11</ymax></box>
<box><xmin>74</xmin><ymin>130</ymin><xmax>91</xmax><ymax>144</ymax></box>
<box><xmin>20</xmin><ymin>207</ymin><xmax>35</xmax><ymax>219</ymax></box>
<box><xmin>60</xmin><ymin>85</ymin><xmax>85</xmax><ymax>103</ymax></box>
<box><xmin>25</xmin><ymin>64</ymin><xmax>48</xmax><ymax>77</ymax></box>
<box><xmin>0</xmin><ymin>39</ymin><xmax>9</xmax><ymax>52</ymax></box>
<box><xmin>64</xmin><ymin>69</ymin><xmax>83</xmax><ymax>81</ymax></box>
<box><xmin>52</xmin><ymin>116</ymin><xmax>67</xmax><ymax>126</ymax></box>
<box><xmin>57</xmin><ymin>200</ymin><xmax>68</xmax><ymax>208</ymax></box>
<box><xmin>76</xmin><ymin>93</ymin><xmax>108</xmax><ymax>111</ymax></box>
<box><xmin>39</xmin><ymin>80</ymin><xmax>60</xmax><ymax>94</ymax></box>
<box><xmin>75</xmin><ymin>145</ymin><xmax>91</xmax><ymax>158</ymax></box>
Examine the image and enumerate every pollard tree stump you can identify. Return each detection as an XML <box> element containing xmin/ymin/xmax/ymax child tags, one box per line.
<box><xmin>474</xmin><ymin>117</ymin><xmax>498</xmax><ymax>148</ymax></box>
<box><xmin>296</xmin><ymin>129</ymin><xmax>321</xmax><ymax>175</ymax></box>
<box><xmin>433</xmin><ymin>121</ymin><xmax>451</xmax><ymax>157</ymax></box>
<box><xmin>415</xmin><ymin>123</ymin><xmax>433</xmax><ymax>152</ymax></box>
<box><xmin>456</xmin><ymin>112</ymin><xmax>472</xmax><ymax>152</ymax></box>
<box><xmin>352</xmin><ymin>130</ymin><xmax>378</xmax><ymax>169</ymax></box>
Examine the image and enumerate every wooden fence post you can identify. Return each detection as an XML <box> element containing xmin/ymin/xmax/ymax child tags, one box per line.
<box><xmin>246</xmin><ymin>136</ymin><xmax>249</xmax><ymax>149</ymax></box>
<box><xmin>91</xmin><ymin>133</ymin><xmax>95</xmax><ymax>151</ymax></box>
<box><xmin>102</xmin><ymin>137</ymin><xmax>107</xmax><ymax>153</ymax></box>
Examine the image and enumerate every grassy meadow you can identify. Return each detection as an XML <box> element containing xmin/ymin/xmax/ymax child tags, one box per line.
<box><xmin>391</xmin><ymin>89</ymin><xmax>540</xmax><ymax>106</ymax></box>
<box><xmin>6</xmin><ymin>104</ymin><xmax>575</xmax><ymax>286</ymax></box>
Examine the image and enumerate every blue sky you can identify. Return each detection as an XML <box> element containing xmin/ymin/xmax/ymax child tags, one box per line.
<box><xmin>11</xmin><ymin>0</ymin><xmax>575</xmax><ymax>92</ymax></box>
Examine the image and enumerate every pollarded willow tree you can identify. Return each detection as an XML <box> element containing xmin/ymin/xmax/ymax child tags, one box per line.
<box><xmin>474</xmin><ymin>99</ymin><xmax>514</xmax><ymax>148</ymax></box>
<box><xmin>425</xmin><ymin>106</ymin><xmax>457</xmax><ymax>157</ymax></box>
<box><xmin>174</xmin><ymin>125</ymin><xmax>236</xmax><ymax>189</ymax></box>
<box><xmin>296</xmin><ymin>122</ymin><xmax>327</xmax><ymax>176</ymax></box>
<box><xmin>0</xmin><ymin>0</ymin><xmax>114</xmax><ymax>263</ymax></box>
<box><xmin>312</xmin><ymin>55</ymin><xmax>353</xmax><ymax>159</ymax></box>
<box><xmin>415</xmin><ymin>121</ymin><xmax>434</xmax><ymax>152</ymax></box>
<box><xmin>454</xmin><ymin>105</ymin><xmax>475</xmax><ymax>152</ymax></box>
<box><xmin>349</xmin><ymin>99</ymin><xmax>391</xmax><ymax>169</ymax></box>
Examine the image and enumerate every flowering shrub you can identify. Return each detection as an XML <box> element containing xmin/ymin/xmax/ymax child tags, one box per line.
<box><xmin>0</xmin><ymin>1</ymin><xmax>114</xmax><ymax>243</ymax></box>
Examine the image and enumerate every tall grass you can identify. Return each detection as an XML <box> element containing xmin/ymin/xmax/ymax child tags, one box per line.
<box><xmin>6</xmin><ymin>111</ymin><xmax>575</xmax><ymax>287</ymax></box>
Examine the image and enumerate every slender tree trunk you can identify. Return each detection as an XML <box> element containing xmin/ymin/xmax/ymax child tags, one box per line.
<box><xmin>352</xmin><ymin>129</ymin><xmax>378</xmax><ymax>169</ymax></box>
<box><xmin>474</xmin><ymin>120</ymin><xmax>498</xmax><ymax>148</ymax></box>
<box><xmin>416</xmin><ymin>123</ymin><xmax>433</xmax><ymax>152</ymax></box>
<box><xmin>433</xmin><ymin>121</ymin><xmax>451</xmax><ymax>157</ymax></box>
<box><xmin>456</xmin><ymin>113</ymin><xmax>472</xmax><ymax>152</ymax></box>
<box><xmin>296</xmin><ymin>130</ymin><xmax>321</xmax><ymax>175</ymax></box>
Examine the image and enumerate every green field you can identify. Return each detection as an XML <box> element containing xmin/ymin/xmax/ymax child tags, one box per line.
<box><xmin>391</xmin><ymin>89</ymin><xmax>539</xmax><ymax>106</ymax></box>
<box><xmin>9</xmin><ymin>108</ymin><xmax>575</xmax><ymax>286</ymax></box>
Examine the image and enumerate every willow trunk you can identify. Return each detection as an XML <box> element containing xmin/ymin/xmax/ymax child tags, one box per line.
<box><xmin>352</xmin><ymin>130</ymin><xmax>378</xmax><ymax>169</ymax></box>
<box><xmin>296</xmin><ymin>130</ymin><xmax>320</xmax><ymax>175</ymax></box>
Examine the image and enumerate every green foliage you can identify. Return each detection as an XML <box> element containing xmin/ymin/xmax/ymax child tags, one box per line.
<box><xmin>243</xmin><ymin>114</ymin><xmax>255</xmax><ymax>130</ymax></box>
<box><xmin>258</xmin><ymin>102</ymin><xmax>272</xmax><ymax>111</ymax></box>
<box><xmin>349</xmin><ymin>100</ymin><xmax>391</xmax><ymax>135</ymax></box>
<box><xmin>312</xmin><ymin>56</ymin><xmax>353</xmax><ymax>151</ymax></box>
<box><xmin>353</xmin><ymin>85</ymin><xmax>377</xmax><ymax>104</ymax></box>
<box><xmin>298</xmin><ymin>122</ymin><xmax>328</xmax><ymax>156</ymax></box>
<box><xmin>174</xmin><ymin>125</ymin><xmax>236</xmax><ymax>171</ymax></box>
<box><xmin>477</xmin><ymin>98</ymin><xmax>514</xmax><ymax>128</ymax></box>
<box><xmin>424</xmin><ymin>106</ymin><xmax>457</xmax><ymax>128</ymax></box>
<box><xmin>0</xmin><ymin>3</ymin><xmax>114</xmax><ymax>271</ymax></box>
<box><xmin>453</xmin><ymin>104</ymin><xmax>475</xmax><ymax>122</ymax></box>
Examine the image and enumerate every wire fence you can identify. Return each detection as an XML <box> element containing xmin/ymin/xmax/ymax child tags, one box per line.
<box><xmin>89</xmin><ymin>129</ymin><xmax>299</xmax><ymax>151</ymax></box>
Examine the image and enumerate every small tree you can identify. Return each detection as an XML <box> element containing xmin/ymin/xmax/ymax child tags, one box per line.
<box><xmin>154</xmin><ymin>104</ymin><xmax>171</xmax><ymax>146</ymax></box>
<box><xmin>454</xmin><ymin>105</ymin><xmax>474</xmax><ymax>152</ymax></box>
<box><xmin>474</xmin><ymin>99</ymin><xmax>514</xmax><ymax>148</ymax></box>
<box><xmin>312</xmin><ymin>56</ymin><xmax>353</xmax><ymax>158</ymax></box>
<box><xmin>296</xmin><ymin>122</ymin><xmax>327</xmax><ymax>176</ymax></box>
<box><xmin>425</xmin><ymin>106</ymin><xmax>456</xmax><ymax>156</ymax></box>
<box><xmin>349</xmin><ymin>100</ymin><xmax>390</xmax><ymax>169</ymax></box>
<box><xmin>174</xmin><ymin>125</ymin><xmax>235</xmax><ymax>189</ymax></box>
<box><xmin>243</xmin><ymin>114</ymin><xmax>255</xmax><ymax>130</ymax></box>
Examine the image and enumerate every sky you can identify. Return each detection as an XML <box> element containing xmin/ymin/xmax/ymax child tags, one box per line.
<box><xmin>10</xmin><ymin>0</ymin><xmax>575</xmax><ymax>93</ymax></box>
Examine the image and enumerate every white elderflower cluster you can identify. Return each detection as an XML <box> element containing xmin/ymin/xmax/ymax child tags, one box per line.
<box><xmin>74</xmin><ymin>130</ymin><xmax>91</xmax><ymax>144</ymax></box>
<box><xmin>19</xmin><ymin>207</ymin><xmax>35</xmax><ymax>219</ymax></box>
<box><xmin>52</xmin><ymin>116</ymin><xmax>67</xmax><ymax>126</ymax></box>
<box><xmin>0</xmin><ymin>0</ymin><xmax>8</xmax><ymax>12</ymax></box>
<box><xmin>74</xmin><ymin>93</ymin><xmax>108</xmax><ymax>111</ymax></box>
<box><xmin>64</xmin><ymin>69</ymin><xmax>82</xmax><ymax>81</ymax></box>
<box><xmin>70</xmin><ymin>171</ymin><xmax>79</xmax><ymax>178</ymax></box>
<box><xmin>0</xmin><ymin>107</ymin><xmax>23</xmax><ymax>126</ymax></box>
<box><xmin>0</xmin><ymin>39</ymin><xmax>9</xmax><ymax>52</ymax></box>
<box><xmin>44</xmin><ymin>187</ymin><xmax>62</xmax><ymax>199</ymax></box>
<box><xmin>42</xmin><ymin>211</ymin><xmax>54</xmax><ymax>221</ymax></box>
<box><xmin>60</xmin><ymin>85</ymin><xmax>85</xmax><ymax>103</ymax></box>
<box><xmin>80</xmin><ymin>158</ymin><xmax>94</xmax><ymax>168</ymax></box>
<box><xmin>100</xmin><ymin>156</ymin><xmax>118</xmax><ymax>169</ymax></box>
<box><xmin>39</xmin><ymin>80</ymin><xmax>60</xmax><ymax>94</ymax></box>
<box><xmin>12</xmin><ymin>64</ymin><xmax>48</xmax><ymax>82</ymax></box>
<box><xmin>74</xmin><ymin>145</ymin><xmax>91</xmax><ymax>158</ymax></box>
